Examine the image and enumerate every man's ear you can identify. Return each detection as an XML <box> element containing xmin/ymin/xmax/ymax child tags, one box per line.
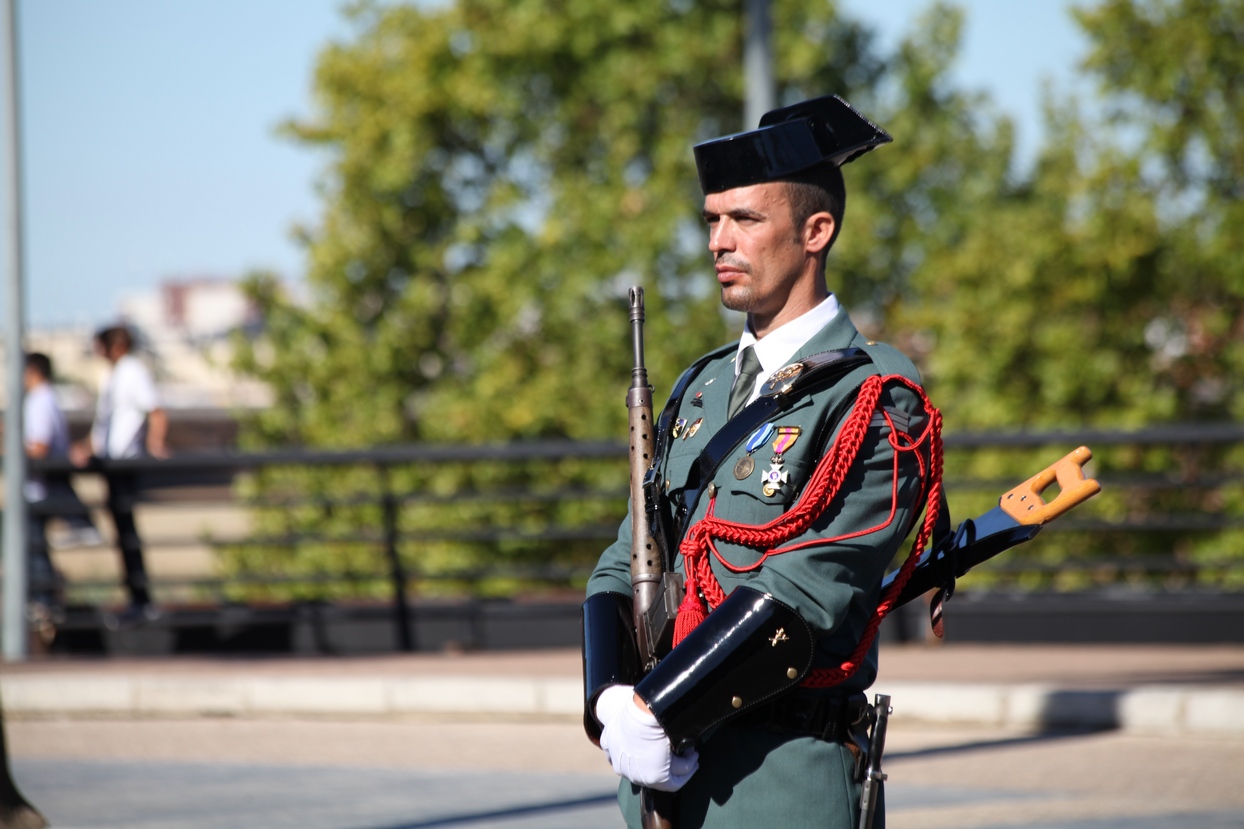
<box><xmin>803</xmin><ymin>212</ymin><xmax>836</xmax><ymax>254</ymax></box>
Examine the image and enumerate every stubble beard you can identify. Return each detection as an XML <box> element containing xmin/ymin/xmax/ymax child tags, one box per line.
<box><xmin>717</xmin><ymin>256</ymin><xmax>756</xmax><ymax>313</ymax></box>
<box><xmin>720</xmin><ymin>284</ymin><xmax>756</xmax><ymax>313</ymax></box>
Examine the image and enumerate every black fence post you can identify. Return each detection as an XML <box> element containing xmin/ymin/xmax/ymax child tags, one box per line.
<box><xmin>379</xmin><ymin>465</ymin><xmax>414</xmax><ymax>652</ymax></box>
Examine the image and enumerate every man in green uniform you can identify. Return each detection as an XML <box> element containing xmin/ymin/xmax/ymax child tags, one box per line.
<box><xmin>582</xmin><ymin>95</ymin><xmax>940</xmax><ymax>828</ymax></box>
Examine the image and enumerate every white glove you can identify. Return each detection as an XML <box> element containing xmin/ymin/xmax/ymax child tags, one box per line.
<box><xmin>596</xmin><ymin>684</ymin><xmax>700</xmax><ymax>792</ymax></box>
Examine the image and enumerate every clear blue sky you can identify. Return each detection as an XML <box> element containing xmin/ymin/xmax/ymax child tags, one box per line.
<box><xmin>11</xmin><ymin>0</ymin><xmax>1089</xmax><ymax>328</ymax></box>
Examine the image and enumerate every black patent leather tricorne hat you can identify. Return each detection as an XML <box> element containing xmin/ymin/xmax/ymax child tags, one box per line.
<box><xmin>693</xmin><ymin>95</ymin><xmax>891</xmax><ymax>195</ymax></box>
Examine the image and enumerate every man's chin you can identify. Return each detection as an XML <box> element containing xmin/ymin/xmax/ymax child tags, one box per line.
<box><xmin>720</xmin><ymin>286</ymin><xmax>754</xmax><ymax>314</ymax></box>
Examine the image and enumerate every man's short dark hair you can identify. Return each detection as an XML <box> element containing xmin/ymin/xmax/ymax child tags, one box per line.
<box><xmin>25</xmin><ymin>352</ymin><xmax>52</xmax><ymax>380</ymax></box>
<box><xmin>782</xmin><ymin>164</ymin><xmax>846</xmax><ymax>262</ymax></box>
<box><xmin>98</xmin><ymin>325</ymin><xmax>133</xmax><ymax>353</ymax></box>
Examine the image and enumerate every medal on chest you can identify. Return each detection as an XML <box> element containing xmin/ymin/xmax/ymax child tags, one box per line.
<box><xmin>759</xmin><ymin>427</ymin><xmax>803</xmax><ymax>496</ymax></box>
<box><xmin>734</xmin><ymin>423</ymin><xmax>776</xmax><ymax>480</ymax></box>
<box><xmin>760</xmin><ymin>458</ymin><xmax>789</xmax><ymax>496</ymax></box>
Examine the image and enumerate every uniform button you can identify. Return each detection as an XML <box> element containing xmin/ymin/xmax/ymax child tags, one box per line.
<box><xmin>787</xmin><ymin>667</ymin><xmax>798</xmax><ymax>679</ymax></box>
<box><xmin>731</xmin><ymin>696</ymin><xmax>743</xmax><ymax>709</ymax></box>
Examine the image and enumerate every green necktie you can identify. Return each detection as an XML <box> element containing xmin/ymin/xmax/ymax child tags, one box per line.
<box><xmin>727</xmin><ymin>346</ymin><xmax>762</xmax><ymax>420</ymax></box>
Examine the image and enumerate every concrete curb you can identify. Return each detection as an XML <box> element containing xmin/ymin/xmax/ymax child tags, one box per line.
<box><xmin>0</xmin><ymin>674</ymin><xmax>584</xmax><ymax>719</ymax></box>
<box><xmin>4</xmin><ymin>674</ymin><xmax>1242</xmax><ymax>735</ymax></box>
<box><xmin>874</xmin><ymin>681</ymin><xmax>1244</xmax><ymax>735</ymax></box>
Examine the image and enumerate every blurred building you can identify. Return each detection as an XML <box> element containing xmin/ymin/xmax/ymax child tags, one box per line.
<box><xmin>115</xmin><ymin>277</ymin><xmax>269</xmax><ymax>410</ymax></box>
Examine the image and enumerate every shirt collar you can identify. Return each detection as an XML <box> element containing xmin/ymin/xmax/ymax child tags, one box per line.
<box><xmin>735</xmin><ymin>293</ymin><xmax>841</xmax><ymax>381</ymax></box>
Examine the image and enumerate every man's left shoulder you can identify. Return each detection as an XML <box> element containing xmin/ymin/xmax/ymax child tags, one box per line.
<box><xmin>853</xmin><ymin>337</ymin><xmax>921</xmax><ymax>385</ymax></box>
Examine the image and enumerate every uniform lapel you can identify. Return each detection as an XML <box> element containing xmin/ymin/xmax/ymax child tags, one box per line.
<box><xmin>700</xmin><ymin>350</ymin><xmax>737</xmax><ymax>420</ymax></box>
<box><xmin>785</xmin><ymin>304</ymin><xmax>862</xmax><ymax>365</ymax></box>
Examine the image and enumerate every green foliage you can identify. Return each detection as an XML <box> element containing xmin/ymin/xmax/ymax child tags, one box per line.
<box><xmin>226</xmin><ymin>0</ymin><xmax>1244</xmax><ymax>599</ymax></box>
<box><xmin>892</xmin><ymin>0</ymin><xmax>1244</xmax><ymax>586</ymax></box>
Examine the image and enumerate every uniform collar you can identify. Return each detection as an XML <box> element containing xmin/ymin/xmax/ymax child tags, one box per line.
<box><xmin>735</xmin><ymin>293</ymin><xmax>841</xmax><ymax>381</ymax></box>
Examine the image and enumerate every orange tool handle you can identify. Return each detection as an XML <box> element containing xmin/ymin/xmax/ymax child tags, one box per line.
<box><xmin>999</xmin><ymin>445</ymin><xmax>1102</xmax><ymax>526</ymax></box>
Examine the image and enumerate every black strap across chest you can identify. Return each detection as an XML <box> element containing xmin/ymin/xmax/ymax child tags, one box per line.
<box><xmin>677</xmin><ymin>348</ymin><xmax>873</xmax><ymax>535</ymax></box>
<box><xmin>649</xmin><ymin>347</ymin><xmax>875</xmax><ymax>540</ymax></box>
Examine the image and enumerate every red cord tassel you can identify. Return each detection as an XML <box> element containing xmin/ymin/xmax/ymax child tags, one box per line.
<box><xmin>673</xmin><ymin>579</ymin><xmax>706</xmax><ymax>645</ymax></box>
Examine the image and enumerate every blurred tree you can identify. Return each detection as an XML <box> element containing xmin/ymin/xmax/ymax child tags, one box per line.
<box><xmin>891</xmin><ymin>0</ymin><xmax>1243</xmax><ymax>433</ymax></box>
<box><xmin>887</xmin><ymin>0</ymin><xmax>1244</xmax><ymax>588</ymax></box>
<box><xmin>232</xmin><ymin>0</ymin><xmax>1010</xmax><ymax>449</ymax></box>
<box><xmin>225</xmin><ymin>0</ymin><xmax>1021</xmax><ymax>600</ymax></box>
<box><xmin>227</xmin><ymin>0</ymin><xmax>1243</xmax><ymax>599</ymax></box>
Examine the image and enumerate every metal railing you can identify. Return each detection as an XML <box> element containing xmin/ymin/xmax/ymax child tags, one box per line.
<box><xmin>9</xmin><ymin>421</ymin><xmax>1243</xmax><ymax>651</ymax></box>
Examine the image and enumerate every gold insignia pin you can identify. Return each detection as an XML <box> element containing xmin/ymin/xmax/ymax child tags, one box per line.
<box><xmin>770</xmin><ymin>628</ymin><xmax>789</xmax><ymax>646</ymax></box>
<box><xmin>763</xmin><ymin>362</ymin><xmax>804</xmax><ymax>396</ymax></box>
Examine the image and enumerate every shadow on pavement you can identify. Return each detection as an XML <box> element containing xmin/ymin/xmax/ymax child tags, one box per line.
<box><xmin>889</xmin><ymin>727</ymin><xmax>1111</xmax><ymax>762</ymax></box>
<box><xmin>365</xmin><ymin>793</ymin><xmax>619</xmax><ymax>829</ymax></box>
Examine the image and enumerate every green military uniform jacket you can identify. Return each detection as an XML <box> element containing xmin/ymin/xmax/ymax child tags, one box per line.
<box><xmin>587</xmin><ymin>306</ymin><xmax>930</xmax><ymax>829</ymax></box>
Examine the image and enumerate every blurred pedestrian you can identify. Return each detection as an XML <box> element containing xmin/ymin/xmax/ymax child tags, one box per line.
<box><xmin>24</xmin><ymin>350</ymin><xmax>103</xmax><ymax>549</ymax></box>
<box><xmin>71</xmin><ymin>325</ymin><xmax>167</xmax><ymax>625</ymax></box>
<box><xmin>21</xmin><ymin>352</ymin><xmax>74</xmax><ymax>640</ymax></box>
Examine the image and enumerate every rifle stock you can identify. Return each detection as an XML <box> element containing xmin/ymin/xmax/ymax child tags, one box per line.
<box><xmin>885</xmin><ymin>445</ymin><xmax>1102</xmax><ymax>609</ymax></box>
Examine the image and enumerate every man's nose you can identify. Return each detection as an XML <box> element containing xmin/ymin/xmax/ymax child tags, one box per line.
<box><xmin>708</xmin><ymin>221</ymin><xmax>733</xmax><ymax>252</ymax></box>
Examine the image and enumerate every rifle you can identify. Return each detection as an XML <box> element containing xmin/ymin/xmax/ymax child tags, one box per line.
<box><xmin>627</xmin><ymin>287</ymin><xmax>683</xmax><ymax>829</ymax></box>
<box><xmin>627</xmin><ymin>287</ymin><xmax>682</xmax><ymax>672</ymax></box>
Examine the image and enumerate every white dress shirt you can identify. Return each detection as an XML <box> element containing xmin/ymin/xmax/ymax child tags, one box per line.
<box><xmin>733</xmin><ymin>294</ymin><xmax>841</xmax><ymax>408</ymax></box>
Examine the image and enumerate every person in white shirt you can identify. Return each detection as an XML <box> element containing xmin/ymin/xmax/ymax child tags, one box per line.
<box><xmin>72</xmin><ymin>326</ymin><xmax>168</xmax><ymax>619</ymax></box>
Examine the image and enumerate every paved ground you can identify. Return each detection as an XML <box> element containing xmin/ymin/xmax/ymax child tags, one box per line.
<box><xmin>4</xmin><ymin>643</ymin><xmax>1244</xmax><ymax>828</ymax></box>
<box><xmin>10</xmin><ymin>717</ymin><xmax>1244</xmax><ymax>828</ymax></box>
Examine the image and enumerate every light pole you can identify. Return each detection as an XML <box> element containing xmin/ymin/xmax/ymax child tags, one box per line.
<box><xmin>744</xmin><ymin>0</ymin><xmax>775</xmax><ymax>130</ymax></box>
<box><xmin>1</xmin><ymin>0</ymin><xmax>27</xmax><ymax>661</ymax></box>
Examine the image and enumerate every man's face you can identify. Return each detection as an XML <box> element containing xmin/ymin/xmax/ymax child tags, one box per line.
<box><xmin>22</xmin><ymin>366</ymin><xmax>40</xmax><ymax>392</ymax></box>
<box><xmin>702</xmin><ymin>182</ymin><xmax>809</xmax><ymax>323</ymax></box>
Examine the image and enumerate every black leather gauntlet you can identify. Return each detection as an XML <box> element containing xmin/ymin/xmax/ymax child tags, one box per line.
<box><xmin>634</xmin><ymin>586</ymin><xmax>815</xmax><ymax>751</ymax></box>
<box><xmin>581</xmin><ymin>591</ymin><xmax>641</xmax><ymax>745</ymax></box>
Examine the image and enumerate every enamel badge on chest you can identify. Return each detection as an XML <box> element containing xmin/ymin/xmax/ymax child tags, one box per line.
<box><xmin>761</xmin><ymin>458</ymin><xmax>789</xmax><ymax>497</ymax></box>
<box><xmin>760</xmin><ymin>427</ymin><xmax>801</xmax><ymax>495</ymax></box>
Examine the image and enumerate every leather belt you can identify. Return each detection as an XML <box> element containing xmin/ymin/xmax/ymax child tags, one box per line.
<box><xmin>736</xmin><ymin>692</ymin><xmax>870</xmax><ymax>744</ymax></box>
